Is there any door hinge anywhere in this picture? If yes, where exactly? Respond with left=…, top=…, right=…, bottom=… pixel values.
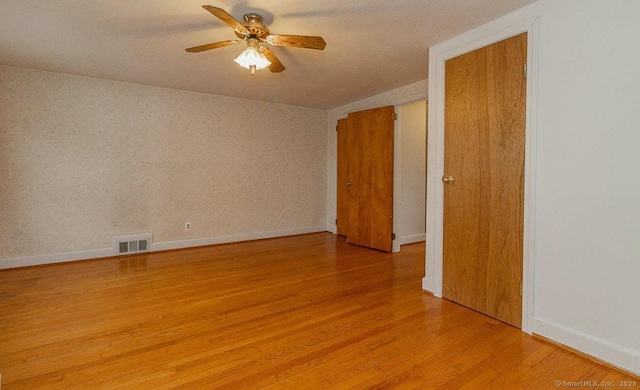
left=336, top=125, right=338, bottom=131
left=524, top=64, right=527, bottom=79
left=392, top=233, right=396, bottom=241
left=393, top=112, right=398, bottom=121
left=335, top=218, right=337, bottom=225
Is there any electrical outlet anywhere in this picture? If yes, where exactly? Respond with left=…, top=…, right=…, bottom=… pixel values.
left=185, top=222, right=192, bottom=231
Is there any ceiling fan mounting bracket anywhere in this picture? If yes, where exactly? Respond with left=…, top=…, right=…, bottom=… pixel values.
left=243, top=13, right=263, bottom=24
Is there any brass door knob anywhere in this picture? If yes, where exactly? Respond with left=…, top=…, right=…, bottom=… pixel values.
left=442, top=175, right=454, bottom=184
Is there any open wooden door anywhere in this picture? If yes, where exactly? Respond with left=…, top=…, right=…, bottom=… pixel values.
left=336, top=118, right=349, bottom=236
left=345, top=106, right=395, bottom=252
left=442, top=33, right=527, bottom=328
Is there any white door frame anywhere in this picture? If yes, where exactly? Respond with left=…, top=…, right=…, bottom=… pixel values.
left=423, top=15, right=540, bottom=334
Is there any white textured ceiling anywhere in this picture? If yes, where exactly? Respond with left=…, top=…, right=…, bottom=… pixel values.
left=0, top=0, right=536, bottom=109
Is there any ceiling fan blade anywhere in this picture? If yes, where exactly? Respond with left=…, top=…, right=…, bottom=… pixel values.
left=185, top=40, right=240, bottom=53
left=266, top=34, right=326, bottom=50
left=202, top=5, right=249, bottom=35
left=260, top=47, right=286, bottom=73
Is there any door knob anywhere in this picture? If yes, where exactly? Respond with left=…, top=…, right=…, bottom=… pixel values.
left=442, top=175, right=454, bottom=184
left=347, top=181, right=353, bottom=187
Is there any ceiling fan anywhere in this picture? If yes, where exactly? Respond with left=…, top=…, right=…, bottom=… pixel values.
left=186, top=5, right=327, bottom=75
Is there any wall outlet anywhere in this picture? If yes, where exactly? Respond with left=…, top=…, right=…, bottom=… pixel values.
left=185, top=222, right=192, bottom=231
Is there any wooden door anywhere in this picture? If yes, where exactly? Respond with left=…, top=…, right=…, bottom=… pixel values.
left=336, top=118, right=349, bottom=236
left=442, top=33, right=527, bottom=328
left=345, top=106, right=395, bottom=252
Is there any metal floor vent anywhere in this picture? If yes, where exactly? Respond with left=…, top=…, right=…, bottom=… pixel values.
left=112, top=234, right=152, bottom=255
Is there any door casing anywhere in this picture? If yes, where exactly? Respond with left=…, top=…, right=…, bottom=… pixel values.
left=424, top=16, right=540, bottom=334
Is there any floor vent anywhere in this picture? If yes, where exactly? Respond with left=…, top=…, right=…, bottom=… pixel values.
left=113, top=234, right=152, bottom=255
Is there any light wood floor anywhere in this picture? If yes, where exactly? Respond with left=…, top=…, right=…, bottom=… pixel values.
left=0, top=233, right=636, bottom=389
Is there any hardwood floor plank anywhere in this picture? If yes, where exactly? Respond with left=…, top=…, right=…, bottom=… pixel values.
left=0, top=233, right=635, bottom=389
left=256, top=309, right=438, bottom=389
left=433, top=336, right=545, bottom=389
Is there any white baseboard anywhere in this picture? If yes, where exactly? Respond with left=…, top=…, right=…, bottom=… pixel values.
left=151, top=226, right=326, bottom=252
left=399, top=233, right=426, bottom=246
left=0, top=226, right=327, bottom=270
left=422, top=276, right=435, bottom=293
left=532, top=317, right=640, bottom=376
left=0, top=247, right=114, bottom=270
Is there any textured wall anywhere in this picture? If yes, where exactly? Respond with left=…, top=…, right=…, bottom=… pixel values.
left=0, top=66, right=327, bottom=260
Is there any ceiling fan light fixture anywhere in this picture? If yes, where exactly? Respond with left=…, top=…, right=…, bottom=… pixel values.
left=186, top=7, right=325, bottom=75
left=234, top=46, right=271, bottom=75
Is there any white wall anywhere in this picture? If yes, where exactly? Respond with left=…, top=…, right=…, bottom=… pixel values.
left=0, top=66, right=328, bottom=267
left=325, top=80, right=428, bottom=234
left=398, top=100, right=427, bottom=245
left=533, top=0, right=640, bottom=374
left=425, top=0, right=640, bottom=375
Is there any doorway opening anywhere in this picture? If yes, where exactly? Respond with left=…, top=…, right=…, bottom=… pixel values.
left=336, top=101, right=427, bottom=253
left=394, top=100, right=428, bottom=252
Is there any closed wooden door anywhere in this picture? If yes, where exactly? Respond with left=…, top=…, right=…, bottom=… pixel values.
left=336, top=118, right=349, bottom=236
left=443, top=33, right=527, bottom=328
left=344, top=106, right=395, bottom=252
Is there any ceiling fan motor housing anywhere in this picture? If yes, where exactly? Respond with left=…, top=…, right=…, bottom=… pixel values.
left=234, top=13, right=270, bottom=39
